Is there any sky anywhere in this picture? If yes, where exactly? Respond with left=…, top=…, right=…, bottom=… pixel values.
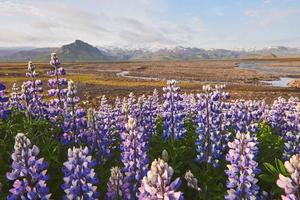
left=0, top=0, right=300, bottom=49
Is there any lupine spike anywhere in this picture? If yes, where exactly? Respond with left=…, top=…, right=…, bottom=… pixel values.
left=62, top=80, right=86, bottom=145
left=276, top=154, right=299, bottom=200
left=106, top=166, right=124, bottom=200
left=162, top=80, right=186, bottom=140
left=0, top=82, right=10, bottom=119
left=61, top=146, right=100, bottom=200
left=195, top=84, right=229, bottom=167
left=138, top=158, right=183, bottom=200
left=48, top=53, right=68, bottom=123
left=6, top=133, right=51, bottom=200
left=225, top=132, right=260, bottom=200
left=25, top=61, right=48, bottom=118
left=9, top=83, right=24, bottom=111
left=120, top=117, right=149, bottom=199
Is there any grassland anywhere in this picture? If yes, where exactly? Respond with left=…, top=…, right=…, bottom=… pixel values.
left=1, top=58, right=300, bottom=102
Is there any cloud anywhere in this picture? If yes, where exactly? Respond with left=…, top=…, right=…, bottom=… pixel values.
left=0, top=0, right=207, bottom=47
left=259, top=8, right=300, bottom=26
left=244, top=9, right=260, bottom=17
left=263, top=0, right=272, bottom=4
left=244, top=7, right=300, bottom=26
left=0, top=0, right=299, bottom=49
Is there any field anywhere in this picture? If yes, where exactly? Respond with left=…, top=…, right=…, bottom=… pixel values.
left=0, top=56, right=300, bottom=200
left=1, top=58, right=300, bottom=102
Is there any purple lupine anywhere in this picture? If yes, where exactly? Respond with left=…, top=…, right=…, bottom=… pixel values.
left=86, top=95, right=113, bottom=165
left=6, top=133, right=51, bottom=200
left=62, top=80, right=86, bottom=145
left=113, top=96, right=126, bottom=138
left=146, top=89, right=160, bottom=136
left=225, top=132, right=260, bottom=200
left=195, top=84, right=229, bottom=167
left=120, top=117, right=149, bottom=199
left=138, top=158, right=183, bottom=200
left=282, top=109, right=300, bottom=160
left=47, top=53, right=68, bottom=122
left=277, top=154, right=299, bottom=200
left=106, top=166, right=124, bottom=200
left=9, top=83, right=24, bottom=111
left=61, top=146, right=100, bottom=199
left=0, top=82, right=10, bottom=119
left=182, top=93, right=196, bottom=118
left=20, top=82, right=31, bottom=120
left=25, top=61, right=48, bottom=118
left=266, top=97, right=300, bottom=160
left=136, top=95, right=154, bottom=141
left=226, top=99, right=266, bottom=134
left=162, top=80, right=186, bottom=140
left=265, top=97, right=287, bottom=131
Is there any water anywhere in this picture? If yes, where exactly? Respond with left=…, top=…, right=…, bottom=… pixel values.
left=238, top=62, right=298, bottom=87
left=238, top=62, right=300, bottom=75
left=261, top=77, right=295, bottom=87
left=116, top=70, right=160, bottom=81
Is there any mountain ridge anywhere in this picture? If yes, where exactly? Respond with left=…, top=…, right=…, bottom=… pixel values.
left=1, top=40, right=300, bottom=61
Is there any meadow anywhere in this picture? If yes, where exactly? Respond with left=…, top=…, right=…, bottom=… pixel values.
left=0, top=54, right=299, bottom=199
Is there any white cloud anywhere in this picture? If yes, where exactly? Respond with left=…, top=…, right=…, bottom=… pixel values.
left=263, top=0, right=272, bottom=4
left=0, top=0, right=299, bottom=49
left=0, top=0, right=207, bottom=48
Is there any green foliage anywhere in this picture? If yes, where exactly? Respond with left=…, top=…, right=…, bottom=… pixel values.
left=0, top=113, right=289, bottom=199
left=256, top=122, right=286, bottom=198
left=148, top=118, right=227, bottom=199
left=257, top=121, right=284, bottom=163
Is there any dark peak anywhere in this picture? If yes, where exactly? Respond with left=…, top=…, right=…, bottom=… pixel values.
left=74, top=39, right=87, bottom=45
left=63, top=40, right=92, bottom=48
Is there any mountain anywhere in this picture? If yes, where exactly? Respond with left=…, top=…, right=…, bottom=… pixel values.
left=0, top=47, right=57, bottom=61
left=99, top=46, right=241, bottom=60
left=0, top=40, right=109, bottom=62
left=56, top=40, right=108, bottom=61
left=1, top=41, right=300, bottom=62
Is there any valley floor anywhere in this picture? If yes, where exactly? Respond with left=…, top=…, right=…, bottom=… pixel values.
left=1, top=58, right=300, bottom=103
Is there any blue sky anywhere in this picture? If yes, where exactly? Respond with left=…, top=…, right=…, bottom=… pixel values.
left=0, top=0, right=299, bottom=49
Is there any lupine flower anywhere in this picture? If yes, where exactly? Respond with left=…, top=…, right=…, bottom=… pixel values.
left=120, top=117, right=149, bottom=199
left=162, top=80, right=186, bottom=140
left=195, top=84, right=229, bottom=167
left=266, top=97, right=300, bottom=160
left=25, top=61, right=48, bottom=118
left=106, top=166, right=124, bottom=200
left=145, top=90, right=160, bottom=136
left=113, top=96, right=126, bottom=137
left=0, top=82, right=10, bottom=119
left=225, top=132, right=260, bottom=200
left=138, top=158, right=183, bottom=200
left=277, top=154, right=299, bottom=200
left=226, top=99, right=265, bottom=134
left=9, top=83, right=24, bottom=111
left=62, top=80, right=86, bottom=144
left=61, top=146, right=100, bottom=200
left=182, top=93, right=196, bottom=118
left=136, top=95, right=156, bottom=142
left=86, top=95, right=113, bottom=165
left=20, top=82, right=32, bottom=119
left=184, top=170, right=201, bottom=192
left=47, top=53, right=68, bottom=122
left=6, top=133, right=51, bottom=200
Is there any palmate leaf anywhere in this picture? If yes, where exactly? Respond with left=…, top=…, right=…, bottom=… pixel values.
left=263, top=162, right=277, bottom=175
left=275, top=158, right=288, bottom=176
left=259, top=174, right=277, bottom=183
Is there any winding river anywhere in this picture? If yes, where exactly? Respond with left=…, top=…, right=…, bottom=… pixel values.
left=97, top=62, right=299, bottom=87
left=238, top=62, right=299, bottom=87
